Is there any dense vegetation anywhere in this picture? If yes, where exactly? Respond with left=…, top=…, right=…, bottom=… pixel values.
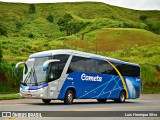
left=0, top=2, right=160, bottom=93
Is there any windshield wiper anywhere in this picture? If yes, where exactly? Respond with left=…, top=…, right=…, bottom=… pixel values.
left=22, top=67, right=38, bottom=86
left=32, top=68, right=38, bottom=86
left=23, top=68, right=33, bottom=85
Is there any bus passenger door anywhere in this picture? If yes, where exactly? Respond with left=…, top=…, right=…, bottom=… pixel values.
left=47, top=63, right=61, bottom=99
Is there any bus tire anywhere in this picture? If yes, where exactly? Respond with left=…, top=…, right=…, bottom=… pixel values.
left=42, top=99, right=51, bottom=104
left=114, top=91, right=126, bottom=103
left=64, top=89, right=74, bottom=105
left=97, top=99, right=107, bottom=103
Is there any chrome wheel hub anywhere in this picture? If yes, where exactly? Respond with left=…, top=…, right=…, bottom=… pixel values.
left=68, top=93, right=73, bottom=102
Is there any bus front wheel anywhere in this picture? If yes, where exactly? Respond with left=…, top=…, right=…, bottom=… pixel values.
left=114, top=91, right=126, bottom=103
left=64, top=90, right=74, bottom=105
left=42, top=99, right=51, bottom=104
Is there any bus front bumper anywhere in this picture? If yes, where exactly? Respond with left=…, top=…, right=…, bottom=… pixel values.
left=20, top=87, right=47, bottom=99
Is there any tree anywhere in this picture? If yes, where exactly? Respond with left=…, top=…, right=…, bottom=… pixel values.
left=57, top=13, right=73, bottom=35
left=46, top=14, right=54, bottom=23
left=16, top=21, right=23, bottom=31
left=57, top=13, right=87, bottom=35
left=147, top=21, right=160, bottom=34
left=0, top=24, right=7, bottom=36
left=29, top=4, right=36, bottom=14
left=139, top=15, right=148, bottom=21
left=29, top=33, right=34, bottom=38
left=57, top=13, right=73, bottom=26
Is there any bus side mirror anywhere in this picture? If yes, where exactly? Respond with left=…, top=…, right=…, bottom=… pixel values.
left=15, top=62, right=28, bottom=74
left=42, top=59, right=60, bottom=71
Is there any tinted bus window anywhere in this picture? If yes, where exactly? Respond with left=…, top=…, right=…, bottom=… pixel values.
left=98, top=60, right=113, bottom=74
left=68, top=56, right=100, bottom=74
left=85, top=59, right=100, bottom=73
left=132, top=66, right=140, bottom=77
left=110, top=63, right=120, bottom=75
left=121, top=64, right=140, bottom=77
left=67, top=56, right=85, bottom=73
left=121, top=64, right=132, bottom=76
left=48, top=55, right=69, bottom=82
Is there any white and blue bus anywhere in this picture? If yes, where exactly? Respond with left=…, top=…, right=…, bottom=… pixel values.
left=16, top=49, right=140, bottom=104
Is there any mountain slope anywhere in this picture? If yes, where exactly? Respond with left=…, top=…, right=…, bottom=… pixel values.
left=0, top=1, right=160, bottom=38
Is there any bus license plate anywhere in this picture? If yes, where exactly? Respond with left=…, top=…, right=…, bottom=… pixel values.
left=27, top=94, right=32, bottom=97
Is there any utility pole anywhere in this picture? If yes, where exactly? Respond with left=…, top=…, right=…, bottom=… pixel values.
left=95, top=40, right=97, bottom=54
left=86, top=41, right=88, bottom=52
left=70, top=31, right=72, bottom=49
left=75, top=40, right=77, bottom=50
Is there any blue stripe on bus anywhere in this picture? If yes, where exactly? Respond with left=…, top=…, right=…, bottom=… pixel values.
left=20, top=83, right=48, bottom=90
left=20, top=84, right=29, bottom=90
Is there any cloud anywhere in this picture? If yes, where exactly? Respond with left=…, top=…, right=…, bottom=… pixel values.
left=104, top=0, right=160, bottom=10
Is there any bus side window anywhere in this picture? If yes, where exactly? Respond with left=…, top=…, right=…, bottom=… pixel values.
left=121, top=64, right=130, bottom=76
left=132, top=66, right=140, bottom=77
left=98, top=60, right=113, bottom=74
left=48, top=62, right=61, bottom=82
left=67, top=56, right=85, bottom=74
left=110, top=63, right=121, bottom=75
left=85, top=59, right=100, bottom=73
left=48, top=54, right=69, bottom=82
left=121, top=65, right=140, bottom=77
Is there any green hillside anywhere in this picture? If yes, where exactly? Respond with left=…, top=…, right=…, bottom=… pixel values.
left=65, top=28, right=160, bottom=52
left=0, top=2, right=160, bottom=93
left=0, top=2, right=160, bottom=39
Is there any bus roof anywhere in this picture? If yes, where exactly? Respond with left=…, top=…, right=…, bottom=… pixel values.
left=29, top=49, right=139, bottom=67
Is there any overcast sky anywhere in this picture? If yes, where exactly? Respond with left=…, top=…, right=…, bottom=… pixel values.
left=1, top=0, right=160, bottom=10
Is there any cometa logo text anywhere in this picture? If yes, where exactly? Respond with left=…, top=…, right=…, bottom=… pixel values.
left=81, top=73, right=102, bottom=82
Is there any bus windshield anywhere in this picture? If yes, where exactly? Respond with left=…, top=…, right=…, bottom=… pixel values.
left=22, top=57, right=50, bottom=85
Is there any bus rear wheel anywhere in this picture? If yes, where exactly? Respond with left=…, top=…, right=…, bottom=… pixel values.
left=114, top=91, right=126, bottom=103
left=42, top=99, right=51, bottom=104
left=97, top=99, right=107, bottom=103
left=64, top=90, right=74, bottom=105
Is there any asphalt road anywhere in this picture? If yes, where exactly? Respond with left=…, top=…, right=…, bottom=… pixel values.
left=0, top=94, right=160, bottom=120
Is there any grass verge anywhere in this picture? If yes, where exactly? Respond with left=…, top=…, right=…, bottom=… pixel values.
left=0, top=93, right=21, bottom=100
